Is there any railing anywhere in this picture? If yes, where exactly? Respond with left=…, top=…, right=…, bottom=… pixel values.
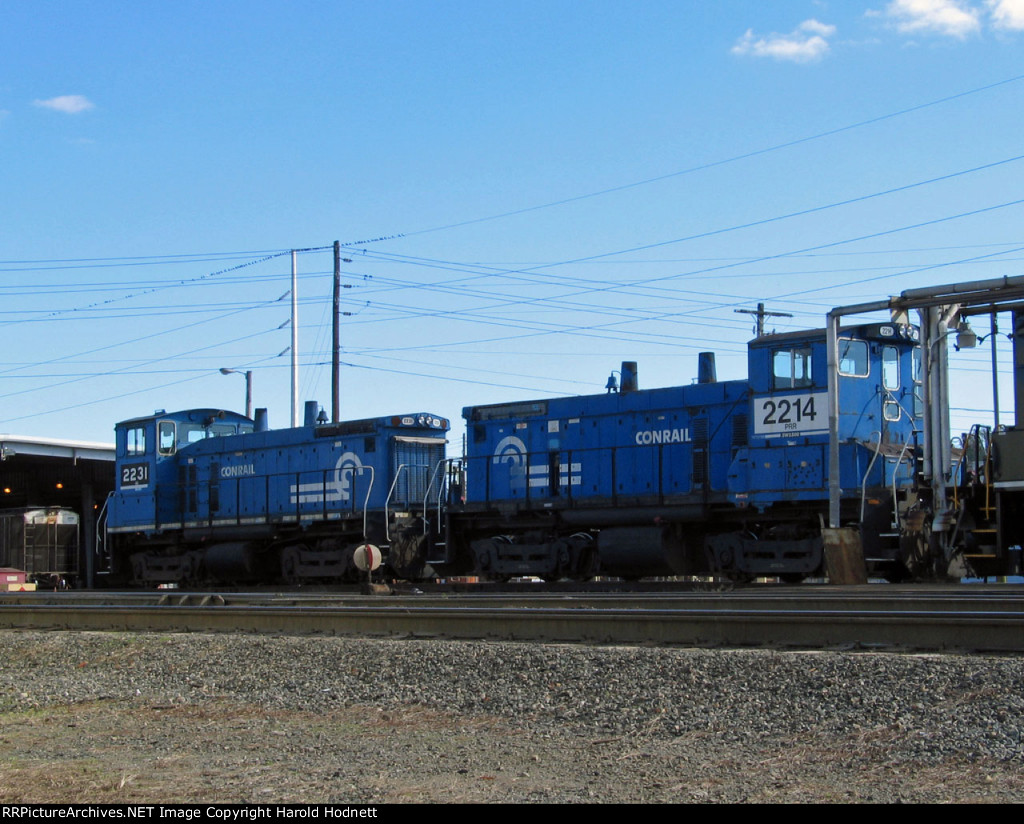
left=890, top=440, right=913, bottom=523
left=457, top=439, right=703, bottom=509
left=384, top=463, right=428, bottom=541
left=857, top=430, right=915, bottom=525
left=96, top=494, right=111, bottom=571
left=422, top=459, right=449, bottom=538
left=945, top=424, right=993, bottom=556
left=950, top=425, right=990, bottom=507
left=356, top=466, right=375, bottom=541
left=142, top=463, right=402, bottom=533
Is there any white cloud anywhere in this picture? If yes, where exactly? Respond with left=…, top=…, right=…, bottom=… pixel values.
left=732, top=19, right=837, bottom=63
left=987, top=0, right=1024, bottom=29
left=800, top=19, right=839, bottom=36
left=33, top=94, right=95, bottom=114
left=882, top=0, right=981, bottom=37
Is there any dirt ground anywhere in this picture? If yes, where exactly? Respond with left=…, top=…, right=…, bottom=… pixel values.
left=7, top=694, right=1024, bottom=803
left=4, top=632, right=1024, bottom=804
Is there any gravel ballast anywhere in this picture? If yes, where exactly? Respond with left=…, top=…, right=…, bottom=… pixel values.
left=2, top=631, right=1023, bottom=803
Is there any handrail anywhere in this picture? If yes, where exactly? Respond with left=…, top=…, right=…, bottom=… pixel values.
left=95, top=493, right=112, bottom=572
left=939, top=424, right=990, bottom=558
left=384, top=463, right=429, bottom=542
left=356, top=465, right=375, bottom=541
left=982, top=425, right=994, bottom=517
left=890, top=440, right=912, bottom=522
left=949, top=434, right=966, bottom=508
left=476, top=440, right=676, bottom=507
left=859, top=431, right=883, bottom=524
left=420, top=458, right=449, bottom=536
left=123, top=463, right=384, bottom=532
left=882, top=387, right=916, bottom=428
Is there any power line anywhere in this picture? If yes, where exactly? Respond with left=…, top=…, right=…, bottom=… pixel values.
left=388, top=72, right=1024, bottom=240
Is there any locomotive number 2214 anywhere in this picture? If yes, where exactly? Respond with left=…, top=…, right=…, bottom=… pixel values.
left=753, top=392, right=828, bottom=437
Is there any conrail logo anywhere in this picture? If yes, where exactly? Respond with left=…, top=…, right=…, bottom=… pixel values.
left=492, top=435, right=528, bottom=467
left=220, top=464, right=255, bottom=478
left=289, top=451, right=363, bottom=504
left=635, top=427, right=691, bottom=445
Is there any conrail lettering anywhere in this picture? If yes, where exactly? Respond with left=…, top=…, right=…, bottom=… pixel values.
left=220, top=464, right=256, bottom=478
left=635, top=428, right=691, bottom=445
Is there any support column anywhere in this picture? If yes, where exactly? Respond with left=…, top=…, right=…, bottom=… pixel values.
left=1013, top=310, right=1024, bottom=427
left=80, top=481, right=95, bottom=588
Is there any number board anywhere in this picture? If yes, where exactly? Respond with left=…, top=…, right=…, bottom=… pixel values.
left=753, top=392, right=828, bottom=437
left=120, top=462, right=150, bottom=489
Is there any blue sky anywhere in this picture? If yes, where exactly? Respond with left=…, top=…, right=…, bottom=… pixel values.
left=2, top=0, right=1024, bottom=446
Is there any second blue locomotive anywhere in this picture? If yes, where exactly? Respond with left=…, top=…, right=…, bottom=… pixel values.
left=104, top=403, right=449, bottom=585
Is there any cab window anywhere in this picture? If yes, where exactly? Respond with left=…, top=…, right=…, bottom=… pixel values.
left=183, top=425, right=207, bottom=445
left=838, top=339, right=869, bottom=377
left=158, top=421, right=176, bottom=455
left=179, top=422, right=239, bottom=446
left=125, top=425, right=147, bottom=456
left=772, top=347, right=813, bottom=390
left=882, top=346, right=899, bottom=390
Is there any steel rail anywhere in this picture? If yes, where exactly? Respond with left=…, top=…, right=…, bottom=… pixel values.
left=4, top=586, right=1024, bottom=612
left=1, top=598, right=1024, bottom=652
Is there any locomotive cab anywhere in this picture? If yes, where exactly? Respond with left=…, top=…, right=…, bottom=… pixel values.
left=109, top=409, right=255, bottom=533
left=743, top=322, right=920, bottom=445
left=725, top=323, right=920, bottom=578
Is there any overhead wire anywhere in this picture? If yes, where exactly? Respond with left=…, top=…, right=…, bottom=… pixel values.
left=392, top=72, right=1024, bottom=240
left=5, top=73, right=1024, bottom=417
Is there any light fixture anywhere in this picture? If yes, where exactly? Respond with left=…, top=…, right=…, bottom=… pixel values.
left=219, top=368, right=253, bottom=418
left=956, top=321, right=977, bottom=350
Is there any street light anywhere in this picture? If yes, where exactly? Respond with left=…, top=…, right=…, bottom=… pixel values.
left=219, top=368, right=253, bottom=418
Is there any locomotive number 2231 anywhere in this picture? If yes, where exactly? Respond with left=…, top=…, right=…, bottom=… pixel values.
left=121, top=462, right=150, bottom=488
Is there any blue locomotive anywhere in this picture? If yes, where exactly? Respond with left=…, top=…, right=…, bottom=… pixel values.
left=104, top=403, right=449, bottom=584
left=104, top=320, right=926, bottom=584
left=439, top=321, right=921, bottom=581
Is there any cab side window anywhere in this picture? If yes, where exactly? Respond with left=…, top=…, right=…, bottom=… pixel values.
left=882, top=346, right=899, bottom=390
left=882, top=345, right=902, bottom=420
left=772, top=347, right=814, bottom=390
left=838, top=339, right=869, bottom=377
left=158, top=421, right=176, bottom=456
left=125, top=426, right=148, bottom=456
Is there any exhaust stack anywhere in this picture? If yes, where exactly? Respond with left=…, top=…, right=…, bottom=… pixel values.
left=620, top=361, right=638, bottom=393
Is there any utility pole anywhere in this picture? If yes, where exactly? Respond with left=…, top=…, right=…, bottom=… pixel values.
left=291, top=250, right=298, bottom=427
left=332, top=241, right=341, bottom=423
left=735, top=302, right=792, bottom=337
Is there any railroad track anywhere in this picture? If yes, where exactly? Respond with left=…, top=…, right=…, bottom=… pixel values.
left=2, top=586, right=1023, bottom=652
